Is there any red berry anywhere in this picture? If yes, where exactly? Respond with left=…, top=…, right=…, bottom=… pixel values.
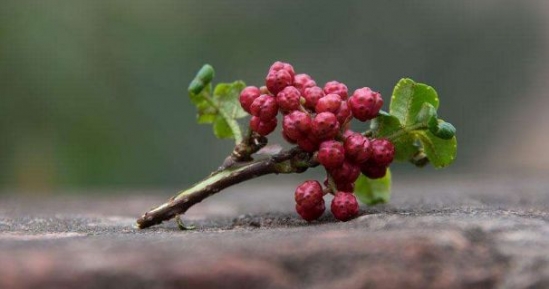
left=266, top=70, right=293, bottom=95
left=348, top=87, right=383, bottom=121
left=344, top=133, right=371, bottom=164
left=297, top=136, right=319, bottom=152
left=295, top=180, right=325, bottom=221
left=324, top=81, right=348, bottom=99
left=276, top=86, right=301, bottom=114
left=293, top=73, right=316, bottom=94
left=269, top=61, right=295, bottom=79
left=282, top=130, right=297, bottom=144
left=335, top=100, right=352, bottom=125
left=296, top=201, right=325, bottom=222
left=239, top=86, right=261, bottom=114
left=282, top=111, right=311, bottom=141
left=317, top=140, right=345, bottom=169
left=250, top=95, right=278, bottom=121
left=330, top=161, right=360, bottom=185
left=370, top=139, right=395, bottom=167
left=315, top=93, right=342, bottom=114
left=312, top=112, right=340, bottom=141
left=331, top=192, right=359, bottom=221
left=250, top=116, right=277, bottom=136
left=341, top=129, right=355, bottom=140
left=336, top=182, right=354, bottom=192
left=360, top=162, right=387, bottom=179
left=295, top=180, right=323, bottom=206
left=303, top=86, right=325, bottom=110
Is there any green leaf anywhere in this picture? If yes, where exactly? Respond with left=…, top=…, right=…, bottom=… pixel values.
left=188, top=65, right=247, bottom=144
left=390, top=78, right=439, bottom=126
left=371, top=112, right=420, bottom=162
left=416, top=132, right=457, bottom=168
left=354, top=169, right=392, bottom=205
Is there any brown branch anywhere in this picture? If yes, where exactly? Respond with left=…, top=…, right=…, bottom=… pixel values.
left=136, top=147, right=311, bottom=229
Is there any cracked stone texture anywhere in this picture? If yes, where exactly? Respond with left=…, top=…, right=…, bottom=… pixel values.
left=1, top=174, right=548, bottom=289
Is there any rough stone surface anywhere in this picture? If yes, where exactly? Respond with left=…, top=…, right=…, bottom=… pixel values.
left=1, top=174, right=548, bottom=289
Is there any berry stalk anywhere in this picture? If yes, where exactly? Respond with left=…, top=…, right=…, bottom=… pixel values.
left=136, top=147, right=316, bottom=229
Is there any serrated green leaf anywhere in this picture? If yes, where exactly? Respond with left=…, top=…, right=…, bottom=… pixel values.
left=213, top=116, right=234, bottom=139
left=187, top=65, right=247, bottom=144
left=371, top=112, right=420, bottom=162
left=416, top=132, right=457, bottom=168
left=416, top=103, right=438, bottom=126
left=390, top=78, right=439, bottom=126
left=370, top=111, right=402, bottom=137
left=354, top=169, right=392, bottom=205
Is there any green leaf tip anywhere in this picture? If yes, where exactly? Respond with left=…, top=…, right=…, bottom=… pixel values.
left=187, top=64, right=246, bottom=144
left=188, top=64, right=215, bottom=95
left=354, top=169, right=392, bottom=205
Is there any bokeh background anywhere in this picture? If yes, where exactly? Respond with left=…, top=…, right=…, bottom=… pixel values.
left=1, top=0, right=548, bottom=192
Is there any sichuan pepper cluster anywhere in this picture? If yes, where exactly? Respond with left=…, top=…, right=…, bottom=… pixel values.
left=239, top=62, right=395, bottom=222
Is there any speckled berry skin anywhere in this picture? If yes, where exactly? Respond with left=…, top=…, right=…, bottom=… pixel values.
left=324, top=81, right=348, bottom=99
left=348, top=87, right=383, bottom=121
left=269, top=61, right=295, bottom=79
left=277, top=86, right=302, bottom=114
left=344, top=133, right=371, bottom=164
left=329, top=161, right=360, bottom=185
left=317, top=140, right=345, bottom=169
left=360, top=162, right=387, bottom=179
left=315, top=93, right=342, bottom=114
left=282, top=111, right=311, bottom=141
left=303, top=86, right=325, bottom=110
left=370, top=139, right=395, bottom=167
left=331, top=192, right=359, bottom=221
left=239, top=86, right=261, bottom=114
left=335, top=101, right=352, bottom=125
left=295, top=180, right=325, bottom=221
left=250, top=116, right=277, bottom=136
left=312, top=112, right=340, bottom=141
left=266, top=70, right=293, bottom=95
left=293, top=73, right=316, bottom=94
left=249, top=95, right=279, bottom=121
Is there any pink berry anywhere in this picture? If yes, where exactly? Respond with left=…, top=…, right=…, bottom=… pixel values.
left=324, top=81, right=348, bottom=99
left=370, top=139, right=395, bottom=167
left=250, top=116, right=277, bottom=136
left=303, top=86, right=325, bottom=110
left=282, top=130, right=297, bottom=144
left=282, top=111, right=311, bottom=141
left=295, top=180, right=323, bottom=206
left=360, top=162, right=387, bottom=179
left=297, top=136, right=319, bottom=153
left=295, top=180, right=325, bottom=222
left=250, top=95, right=278, bottom=121
left=317, top=140, right=345, bottom=169
left=266, top=70, right=293, bottom=95
left=312, top=112, right=340, bottom=141
left=239, top=86, right=261, bottom=114
left=296, top=201, right=325, bottom=222
left=331, top=192, right=359, bottom=221
left=348, top=87, right=383, bottom=121
left=293, top=73, right=316, bottom=94
left=276, top=86, right=301, bottom=114
left=336, top=182, right=354, bottom=192
left=335, top=100, right=352, bottom=125
left=315, top=93, right=342, bottom=114
left=344, top=133, right=371, bottom=164
left=269, top=61, right=295, bottom=79
left=329, top=161, right=360, bottom=185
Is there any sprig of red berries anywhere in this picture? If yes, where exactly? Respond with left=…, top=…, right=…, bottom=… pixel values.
left=136, top=61, right=457, bottom=229
left=239, top=61, right=395, bottom=222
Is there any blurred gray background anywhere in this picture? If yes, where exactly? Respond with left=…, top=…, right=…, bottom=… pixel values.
left=1, top=0, right=548, bottom=192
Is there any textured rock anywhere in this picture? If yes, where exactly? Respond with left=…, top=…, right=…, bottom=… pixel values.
left=0, top=174, right=548, bottom=289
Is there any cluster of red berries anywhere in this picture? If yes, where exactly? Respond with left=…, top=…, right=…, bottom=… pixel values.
left=239, top=61, right=395, bottom=222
